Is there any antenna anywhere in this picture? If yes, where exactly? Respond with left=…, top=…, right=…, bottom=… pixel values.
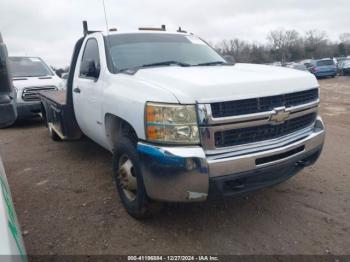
left=83, top=21, right=88, bottom=36
left=102, top=0, right=109, bottom=33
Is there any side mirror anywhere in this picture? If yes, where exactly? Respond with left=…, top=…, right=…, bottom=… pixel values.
left=81, top=59, right=100, bottom=79
left=55, top=69, right=63, bottom=78
left=224, top=55, right=235, bottom=64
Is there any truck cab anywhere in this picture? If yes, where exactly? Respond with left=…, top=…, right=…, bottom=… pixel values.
left=40, top=23, right=325, bottom=218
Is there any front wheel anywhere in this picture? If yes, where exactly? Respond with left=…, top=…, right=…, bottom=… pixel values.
left=113, top=137, right=162, bottom=219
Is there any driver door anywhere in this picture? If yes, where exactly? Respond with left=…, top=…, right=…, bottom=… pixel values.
left=73, top=37, right=104, bottom=143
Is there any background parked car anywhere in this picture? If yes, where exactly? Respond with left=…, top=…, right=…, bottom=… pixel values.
left=8, top=56, right=61, bottom=119
left=300, top=59, right=314, bottom=73
left=337, top=59, right=350, bottom=76
left=335, top=56, right=348, bottom=65
left=335, top=57, right=348, bottom=72
left=285, top=62, right=309, bottom=72
left=271, top=61, right=282, bottom=66
left=309, top=58, right=337, bottom=78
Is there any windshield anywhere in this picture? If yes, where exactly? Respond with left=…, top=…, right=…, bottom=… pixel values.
left=8, top=57, right=53, bottom=77
left=105, top=33, right=226, bottom=72
left=316, top=60, right=334, bottom=66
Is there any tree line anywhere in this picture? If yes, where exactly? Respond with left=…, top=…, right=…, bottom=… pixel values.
left=215, top=29, right=350, bottom=64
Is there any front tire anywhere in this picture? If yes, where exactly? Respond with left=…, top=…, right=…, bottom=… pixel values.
left=113, top=137, right=161, bottom=219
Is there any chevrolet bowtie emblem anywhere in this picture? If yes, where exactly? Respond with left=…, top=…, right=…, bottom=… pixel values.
left=270, top=107, right=290, bottom=123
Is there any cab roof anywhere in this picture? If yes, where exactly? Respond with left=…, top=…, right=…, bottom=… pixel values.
left=82, top=21, right=192, bottom=38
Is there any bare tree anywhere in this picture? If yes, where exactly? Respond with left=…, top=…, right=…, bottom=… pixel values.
left=267, top=29, right=287, bottom=61
left=215, top=29, right=350, bottom=64
left=267, top=29, right=302, bottom=62
left=304, top=30, right=328, bottom=58
left=339, top=33, right=350, bottom=44
left=228, top=39, right=246, bottom=60
left=338, top=33, right=350, bottom=56
left=216, top=39, right=252, bottom=63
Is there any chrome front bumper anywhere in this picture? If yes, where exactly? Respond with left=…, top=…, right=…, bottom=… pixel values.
left=138, top=117, right=325, bottom=202
left=17, top=101, right=41, bottom=118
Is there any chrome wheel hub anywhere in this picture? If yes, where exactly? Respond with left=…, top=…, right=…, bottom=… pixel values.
left=118, top=154, right=137, bottom=201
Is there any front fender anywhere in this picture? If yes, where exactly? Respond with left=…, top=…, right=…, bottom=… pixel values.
left=103, top=74, right=180, bottom=140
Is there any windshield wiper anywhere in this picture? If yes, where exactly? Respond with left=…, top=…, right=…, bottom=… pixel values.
left=141, top=61, right=191, bottom=68
left=195, top=61, right=231, bottom=66
left=119, top=61, right=191, bottom=75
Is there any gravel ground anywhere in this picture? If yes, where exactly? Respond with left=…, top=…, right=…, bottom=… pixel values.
left=0, top=76, right=349, bottom=255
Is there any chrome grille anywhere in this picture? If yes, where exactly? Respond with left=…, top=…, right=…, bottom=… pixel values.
left=211, top=88, right=318, bottom=118
left=22, top=86, right=57, bottom=101
left=214, top=113, right=317, bottom=148
left=198, top=88, right=320, bottom=153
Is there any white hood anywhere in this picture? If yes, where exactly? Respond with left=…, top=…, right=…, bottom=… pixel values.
left=132, top=63, right=319, bottom=104
left=12, top=76, right=61, bottom=90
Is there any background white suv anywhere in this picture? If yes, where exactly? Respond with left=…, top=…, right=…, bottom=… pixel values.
left=8, top=56, right=61, bottom=119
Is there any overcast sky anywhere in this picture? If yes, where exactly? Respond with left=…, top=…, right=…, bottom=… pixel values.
left=1, top=0, right=349, bottom=67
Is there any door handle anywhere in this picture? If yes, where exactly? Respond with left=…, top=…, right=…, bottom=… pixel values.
left=73, top=87, right=81, bottom=93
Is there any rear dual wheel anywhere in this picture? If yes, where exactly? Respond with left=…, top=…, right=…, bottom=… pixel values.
left=48, top=124, right=61, bottom=141
left=42, top=104, right=61, bottom=141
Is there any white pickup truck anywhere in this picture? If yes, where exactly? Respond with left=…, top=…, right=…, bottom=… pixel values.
left=39, top=22, right=325, bottom=218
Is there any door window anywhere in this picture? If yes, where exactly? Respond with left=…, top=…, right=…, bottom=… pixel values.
left=79, top=38, right=100, bottom=78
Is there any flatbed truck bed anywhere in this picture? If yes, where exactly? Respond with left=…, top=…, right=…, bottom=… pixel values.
left=40, top=89, right=67, bottom=105
left=38, top=36, right=84, bottom=140
left=39, top=89, right=82, bottom=140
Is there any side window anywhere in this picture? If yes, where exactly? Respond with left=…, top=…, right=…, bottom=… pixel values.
left=79, top=38, right=100, bottom=78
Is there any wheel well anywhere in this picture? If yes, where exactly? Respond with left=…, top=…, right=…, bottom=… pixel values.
left=105, top=114, right=138, bottom=149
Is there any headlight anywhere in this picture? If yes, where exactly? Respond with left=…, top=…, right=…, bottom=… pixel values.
left=145, top=102, right=199, bottom=144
